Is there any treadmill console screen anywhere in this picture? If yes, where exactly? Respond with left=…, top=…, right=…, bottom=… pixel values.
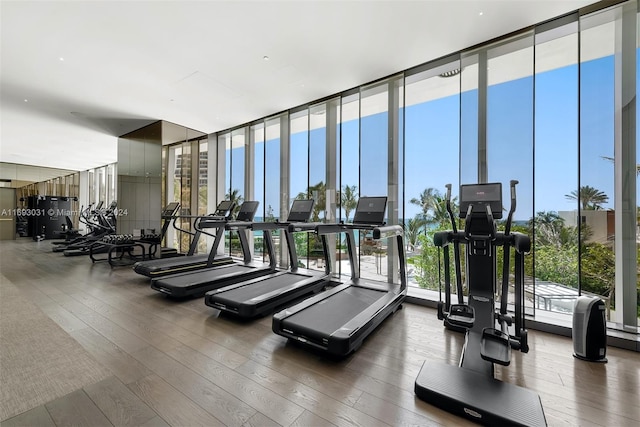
left=236, top=201, right=260, bottom=222
left=287, top=199, right=315, bottom=222
left=162, top=202, right=180, bottom=216
left=215, top=200, right=234, bottom=215
left=459, top=183, right=502, bottom=219
left=353, top=197, right=387, bottom=225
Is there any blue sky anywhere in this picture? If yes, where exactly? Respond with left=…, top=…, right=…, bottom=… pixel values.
left=235, top=52, right=638, bottom=223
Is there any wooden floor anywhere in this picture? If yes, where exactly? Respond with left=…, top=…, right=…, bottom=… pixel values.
left=1, top=238, right=639, bottom=427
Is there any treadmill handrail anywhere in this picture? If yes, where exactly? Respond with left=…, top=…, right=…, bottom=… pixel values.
left=287, top=221, right=324, bottom=233
left=171, top=215, right=199, bottom=237
left=315, top=223, right=347, bottom=235
left=249, top=221, right=286, bottom=232
left=226, top=220, right=253, bottom=230
left=344, top=223, right=408, bottom=293
left=372, top=224, right=403, bottom=239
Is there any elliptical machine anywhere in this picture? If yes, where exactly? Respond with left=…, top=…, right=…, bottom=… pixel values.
left=415, top=181, right=546, bottom=426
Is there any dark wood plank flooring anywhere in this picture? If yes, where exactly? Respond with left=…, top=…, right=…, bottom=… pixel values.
left=1, top=239, right=639, bottom=426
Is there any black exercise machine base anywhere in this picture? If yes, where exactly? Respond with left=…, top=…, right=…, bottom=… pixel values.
left=415, top=361, right=546, bottom=426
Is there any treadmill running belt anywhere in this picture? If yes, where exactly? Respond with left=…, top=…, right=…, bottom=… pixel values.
left=282, top=286, right=386, bottom=337
left=136, top=254, right=208, bottom=272
left=155, top=264, right=253, bottom=287
left=218, top=273, right=312, bottom=303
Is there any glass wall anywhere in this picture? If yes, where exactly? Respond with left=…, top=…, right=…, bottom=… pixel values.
left=289, top=109, right=311, bottom=268
left=251, top=121, right=266, bottom=258
left=359, top=80, right=391, bottom=282
left=206, top=0, right=637, bottom=331
left=339, top=92, right=360, bottom=278
left=533, top=19, right=580, bottom=315
left=167, top=144, right=186, bottom=252
left=162, top=128, right=207, bottom=254
left=265, top=117, right=283, bottom=264
left=404, top=58, right=461, bottom=295
left=198, top=140, right=208, bottom=216
left=577, top=4, right=638, bottom=326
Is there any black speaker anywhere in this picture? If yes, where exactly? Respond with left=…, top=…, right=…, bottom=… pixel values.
left=572, top=296, right=607, bottom=362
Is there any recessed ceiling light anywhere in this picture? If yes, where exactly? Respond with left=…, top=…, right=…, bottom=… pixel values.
left=24, top=99, right=28, bottom=102
left=263, top=55, right=270, bottom=61
left=59, top=57, right=64, bottom=61
left=479, top=11, right=484, bottom=16
left=439, top=69, right=461, bottom=78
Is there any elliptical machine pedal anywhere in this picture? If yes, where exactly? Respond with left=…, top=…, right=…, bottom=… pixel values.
left=480, top=328, right=511, bottom=366
left=447, top=304, right=475, bottom=328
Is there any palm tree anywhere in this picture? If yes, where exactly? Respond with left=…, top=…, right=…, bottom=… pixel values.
left=225, top=188, right=244, bottom=216
left=528, top=211, right=563, bottom=229
left=529, top=211, right=567, bottom=248
left=341, top=185, right=358, bottom=222
left=404, top=216, right=427, bottom=252
left=429, top=193, right=457, bottom=228
left=410, top=187, right=438, bottom=220
left=529, top=210, right=584, bottom=248
left=565, top=185, right=609, bottom=210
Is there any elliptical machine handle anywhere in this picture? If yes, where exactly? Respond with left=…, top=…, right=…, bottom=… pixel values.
left=445, top=184, right=457, bottom=234
left=505, top=180, right=518, bottom=235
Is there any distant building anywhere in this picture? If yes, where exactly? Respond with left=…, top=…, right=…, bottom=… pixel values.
left=174, top=152, right=208, bottom=187
left=558, top=210, right=614, bottom=245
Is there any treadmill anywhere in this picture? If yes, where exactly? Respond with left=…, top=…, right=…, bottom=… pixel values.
left=132, top=201, right=235, bottom=278
left=150, top=200, right=277, bottom=298
left=204, top=199, right=330, bottom=318
left=272, top=197, right=408, bottom=357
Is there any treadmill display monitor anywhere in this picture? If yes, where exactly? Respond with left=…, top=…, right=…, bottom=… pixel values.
left=162, top=202, right=180, bottom=216
left=215, top=200, right=234, bottom=215
left=236, top=201, right=260, bottom=222
left=287, top=199, right=315, bottom=222
left=352, top=196, right=387, bottom=225
left=459, top=183, right=502, bottom=219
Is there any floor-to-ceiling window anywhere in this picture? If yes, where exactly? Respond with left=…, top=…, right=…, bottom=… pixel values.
left=198, top=140, right=208, bottom=216
left=533, top=17, right=580, bottom=316
left=167, top=144, right=184, bottom=252
left=229, top=128, right=245, bottom=211
left=360, top=80, right=390, bottom=282
left=578, top=4, right=639, bottom=328
left=310, top=102, right=333, bottom=273
left=403, top=57, right=461, bottom=296
left=252, top=121, right=266, bottom=258
left=580, top=9, right=616, bottom=322
left=289, top=109, right=311, bottom=268
left=339, top=92, right=360, bottom=279
left=486, top=33, right=535, bottom=316
left=265, top=117, right=283, bottom=264
left=205, top=0, right=638, bottom=333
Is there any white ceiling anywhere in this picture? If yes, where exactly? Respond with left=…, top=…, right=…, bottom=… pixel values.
left=1, top=0, right=599, bottom=176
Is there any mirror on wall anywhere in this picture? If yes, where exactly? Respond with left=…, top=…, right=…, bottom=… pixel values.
left=117, top=122, right=163, bottom=235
